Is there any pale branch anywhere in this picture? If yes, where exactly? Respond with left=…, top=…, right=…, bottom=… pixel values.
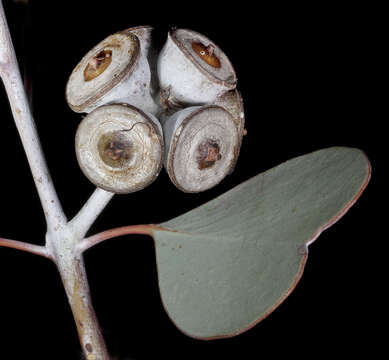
left=1, top=3, right=112, bottom=358
left=0, top=236, right=50, bottom=258
left=53, top=249, right=110, bottom=360
left=0, top=1, right=66, bottom=232
left=69, top=188, right=115, bottom=239
left=76, top=224, right=156, bottom=254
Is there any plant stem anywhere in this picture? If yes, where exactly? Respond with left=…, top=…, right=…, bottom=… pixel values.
left=0, top=236, right=50, bottom=258
left=55, top=247, right=110, bottom=360
left=69, top=188, right=115, bottom=239
left=1, top=3, right=113, bottom=358
left=77, top=224, right=157, bottom=254
left=0, top=0, right=66, bottom=232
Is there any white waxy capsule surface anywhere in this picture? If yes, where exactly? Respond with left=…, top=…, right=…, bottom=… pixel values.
left=66, top=31, right=158, bottom=115
left=158, top=28, right=237, bottom=107
left=75, top=104, right=163, bottom=194
left=163, top=105, right=240, bottom=193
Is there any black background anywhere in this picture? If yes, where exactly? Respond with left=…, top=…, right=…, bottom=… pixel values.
left=0, top=0, right=381, bottom=359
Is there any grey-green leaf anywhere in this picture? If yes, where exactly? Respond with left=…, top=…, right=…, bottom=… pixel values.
left=151, top=147, right=370, bottom=339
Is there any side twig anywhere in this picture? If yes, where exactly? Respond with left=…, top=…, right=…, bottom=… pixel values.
left=0, top=236, right=50, bottom=258
left=69, top=188, right=115, bottom=239
left=77, top=224, right=156, bottom=254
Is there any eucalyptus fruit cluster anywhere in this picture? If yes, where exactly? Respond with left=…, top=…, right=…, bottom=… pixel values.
left=66, top=26, right=245, bottom=193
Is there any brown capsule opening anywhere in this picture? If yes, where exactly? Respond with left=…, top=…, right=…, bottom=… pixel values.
left=97, top=131, right=133, bottom=168
left=197, top=140, right=222, bottom=170
left=191, top=42, right=221, bottom=68
left=84, top=49, right=113, bottom=82
left=85, top=343, right=93, bottom=353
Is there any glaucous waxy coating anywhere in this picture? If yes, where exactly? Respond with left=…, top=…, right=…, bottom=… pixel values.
left=123, top=25, right=159, bottom=97
left=163, top=105, right=240, bottom=193
left=158, top=28, right=237, bottom=108
left=213, top=89, right=245, bottom=138
left=213, top=89, right=245, bottom=173
left=66, top=30, right=158, bottom=115
left=75, top=104, right=163, bottom=194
